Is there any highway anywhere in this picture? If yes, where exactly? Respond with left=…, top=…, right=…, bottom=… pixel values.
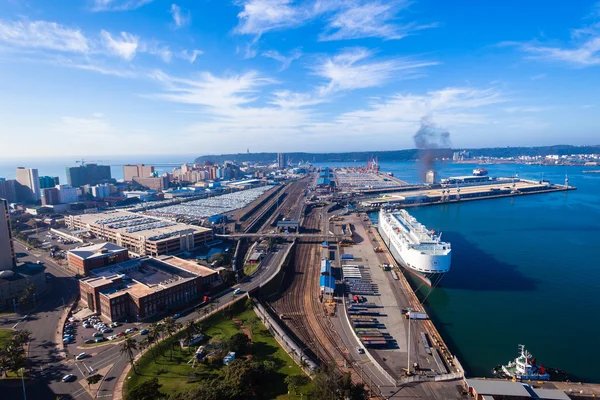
left=3, top=237, right=291, bottom=400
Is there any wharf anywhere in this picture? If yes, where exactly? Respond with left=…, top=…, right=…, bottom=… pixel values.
left=330, top=213, right=463, bottom=383
left=361, top=179, right=575, bottom=209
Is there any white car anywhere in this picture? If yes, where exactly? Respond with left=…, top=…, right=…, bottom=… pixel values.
left=62, top=374, right=75, bottom=382
left=75, top=352, right=86, bottom=360
left=125, top=328, right=134, bottom=334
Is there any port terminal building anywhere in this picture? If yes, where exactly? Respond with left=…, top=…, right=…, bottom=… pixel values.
left=79, top=255, right=220, bottom=322
left=65, top=210, right=213, bottom=257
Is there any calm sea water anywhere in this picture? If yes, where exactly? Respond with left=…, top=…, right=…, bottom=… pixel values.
left=3, top=156, right=600, bottom=380
left=351, top=161, right=600, bottom=382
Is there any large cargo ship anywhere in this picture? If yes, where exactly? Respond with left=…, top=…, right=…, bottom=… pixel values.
left=378, top=209, right=451, bottom=287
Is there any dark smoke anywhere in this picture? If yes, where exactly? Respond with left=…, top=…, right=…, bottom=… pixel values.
left=413, top=116, right=452, bottom=182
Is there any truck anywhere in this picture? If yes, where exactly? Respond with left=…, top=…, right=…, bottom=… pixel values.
left=406, top=312, right=428, bottom=320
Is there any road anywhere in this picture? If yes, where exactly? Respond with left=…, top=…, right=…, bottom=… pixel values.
left=2, top=238, right=291, bottom=400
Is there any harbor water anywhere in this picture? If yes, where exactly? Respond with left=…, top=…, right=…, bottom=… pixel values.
left=360, top=161, right=600, bottom=382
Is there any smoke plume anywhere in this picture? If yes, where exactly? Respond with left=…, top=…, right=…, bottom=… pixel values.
left=413, top=116, right=452, bottom=182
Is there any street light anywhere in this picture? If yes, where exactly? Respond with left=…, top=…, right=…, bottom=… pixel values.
left=406, top=307, right=412, bottom=376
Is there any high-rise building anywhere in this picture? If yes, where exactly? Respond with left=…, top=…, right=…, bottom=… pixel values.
left=0, top=199, right=16, bottom=271
left=123, top=164, right=155, bottom=182
left=39, top=176, right=59, bottom=189
left=15, top=167, right=41, bottom=202
left=425, top=170, right=439, bottom=184
left=0, top=179, right=17, bottom=203
left=66, top=164, right=111, bottom=187
left=277, top=153, right=287, bottom=169
left=56, top=185, right=79, bottom=204
left=42, top=188, right=61, bottom=205
left=132, top=176, right=169, bottom=191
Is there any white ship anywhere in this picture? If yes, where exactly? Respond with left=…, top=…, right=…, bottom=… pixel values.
left=378, top=208, right=451, bottom=287
left=500, top=345, right=550, bottom=380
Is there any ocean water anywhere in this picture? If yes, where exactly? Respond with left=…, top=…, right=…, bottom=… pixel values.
left=355, top=161, right=600, bottom=382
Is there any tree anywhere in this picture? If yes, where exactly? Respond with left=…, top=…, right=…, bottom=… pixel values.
left=285, top=375, right=309, bottom=395
left=13, top=330, right=32, bottom=348
left=183, top=320, right=197, bottom=352
left=86, top=374, right=102, bottom=387
left=19, top=284, right=36, bottom=306
left=162, top=317, right=179, bottom=360
left=228, top=333, right=250, bottom=354
left=220, top=269, right=236, bottom=286
left=244, top=297, right=253, bottom=311
left=312, top=363, right=368, bottom=400
left=221, top=359, right=269, bottom=398
left=119, top=337, right=138, bottom=374
left=126, top=378, right=167, bottom=400
left=148, top=323, right=162, bottom=360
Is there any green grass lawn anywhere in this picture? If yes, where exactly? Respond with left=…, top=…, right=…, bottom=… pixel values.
left=0, top=328, right=13, bottom=348
left=243, top=262, right=260, bottom=276
left=126, top=305, right=313, bottom=399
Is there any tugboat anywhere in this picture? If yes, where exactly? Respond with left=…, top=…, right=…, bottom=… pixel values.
left=473, top=167, right=489, bottom=176
left=495, top=345, right=550, bottom=380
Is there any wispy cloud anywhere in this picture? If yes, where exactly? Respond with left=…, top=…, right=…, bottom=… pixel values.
left=91, top=0, right=153, bottom=12
left=100, top=30, right=139, bottom=60
left=233, top=0, right=436, bottom=41
left=508, top=5, right=600, bottom=67
left=319, top=1, right=437, bottom=41
left=262, top=47, right=302, bottom=70
left=531, top=73, right=547, bottom=80
left=313, top=47, right=438, bottom=94
left=0, top=19, right=89, bottom=52
left=504, top=106, right=544, bottom=113
left=170, top=4, right=191, bottom=28
left=179, top=49, right=203, bottom=63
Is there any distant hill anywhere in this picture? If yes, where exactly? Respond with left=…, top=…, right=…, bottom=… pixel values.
left=194, top=145, right=600, bottom=165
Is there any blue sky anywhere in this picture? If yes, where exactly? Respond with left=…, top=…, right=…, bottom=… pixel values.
left=0, top=0, right=599, bottom=158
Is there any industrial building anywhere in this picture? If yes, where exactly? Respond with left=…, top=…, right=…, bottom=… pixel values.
left=66, top=163, right=112, bottom=187
left=465, top=379, right=570, bottom=400
left=67, top=242, right=130, bottom=275
left=79, top=255, right=220, bottom=322
left=16, top=167, right=41, bottom=202
left=91, top=184, right=111, bottom=199
left=123, top=164, right=155, bottom=182
left=65, top=210, right=213, bottom=256
left=133, top=176, right=169, bottom=191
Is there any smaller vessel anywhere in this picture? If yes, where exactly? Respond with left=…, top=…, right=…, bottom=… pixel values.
left=473, top=167, right=488, bottom=176
left=500, top=345, right=550, bottom=380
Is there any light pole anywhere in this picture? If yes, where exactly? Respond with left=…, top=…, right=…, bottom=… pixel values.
left=20, top=367, right=27, bottom=400
left=406, top=307, right=412, bottom=376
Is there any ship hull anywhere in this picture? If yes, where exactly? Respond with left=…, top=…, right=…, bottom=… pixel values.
left=378, top=210, right=450, bottom=288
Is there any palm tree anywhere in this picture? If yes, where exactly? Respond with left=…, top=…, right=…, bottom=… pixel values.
left=183, top=320, right=197, bottom=353
left=13, top=330, right=31, bottom=348
left=119, top=337, right=139, bottom=374
left=162, top=317, right=177, bottom=360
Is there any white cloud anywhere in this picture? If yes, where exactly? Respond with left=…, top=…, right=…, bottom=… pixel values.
left=504, top=106, right=543, bottom=113
left=233, top=0, right=436, bottom=41
left=91, top=0, right=153, bottom=12
left=100, top=30, right=139, bottom=61
left=319, top=1, right=437, bottom=41
left=313, top=47, right=438, bottom=94
left=234, top=0, right=308, bottom=35
left=179, top=49, right=203, bottom=63
left=170, top=4, right=191, bottom=28
left=511, top=6, right=600, bottom=67
left=582, top=104, right=596, bottom=108
left=0, top=19, right=89, bottom=52
left=531, top=73, right=547, bottom=80
left=262, top=47, right=302, bottom=70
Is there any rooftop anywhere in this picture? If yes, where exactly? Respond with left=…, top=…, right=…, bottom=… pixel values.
left=81, top=255, right=217, bottom=299
left=69, top=242, right=127, bottom=260
left=72, top=210, right=211, bottom=242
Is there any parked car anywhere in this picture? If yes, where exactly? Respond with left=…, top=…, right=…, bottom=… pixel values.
left=84, top=339, right=95, bottom=344
left=101, top=328, right=113, bottom=334
left=62, top=374, right=75, bottom=382
left=92, top=332, right=103, bottom=338
left=139, top=329, right=149, bottom=335
left=117, top=332, right=125, bottom=337
left=75, top=352, right=87, bottom=360
left=173, top=313, right=181, bottom=319
left=125, top=328, right=134, bottom=334
left=62, top=338, right=72, bottom=344
left=95, top=337, right=106, bottom=343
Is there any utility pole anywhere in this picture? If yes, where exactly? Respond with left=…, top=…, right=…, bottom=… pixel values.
left=20, top=368, right=27, bottom=400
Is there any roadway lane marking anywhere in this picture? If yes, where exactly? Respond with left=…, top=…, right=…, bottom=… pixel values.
left=74, top=362, right=85, bottom=376
left=90, top=353, right=123, bottom=370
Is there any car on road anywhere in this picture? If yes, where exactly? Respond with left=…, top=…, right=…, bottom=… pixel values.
left=45, top=273, right=52, bottom=280
left=84, top=339, right=95, bottom=344
left=95, top=337, right=106, bottom=343
left=139, top=329, right=149, bottom=335
left=75, top=352, right=87, bottom=360
left=173, top=313, right=181, bottom=319
left=356, top=346, right=365, bottom=354
left=233, top=288, right=241, bottom=295
left=62, top=374, right=76, bottom=382
left=92, top=332, right=103, bottom=338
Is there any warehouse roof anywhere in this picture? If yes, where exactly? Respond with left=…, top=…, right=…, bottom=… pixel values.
left=69, top=242, right=127, bottom=260
left=319, top=275, right=335, bottom=289
left=466, top=379, right=531, bottom=397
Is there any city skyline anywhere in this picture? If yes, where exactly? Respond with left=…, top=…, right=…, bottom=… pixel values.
left=1, top=0, right=600, bottom=158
